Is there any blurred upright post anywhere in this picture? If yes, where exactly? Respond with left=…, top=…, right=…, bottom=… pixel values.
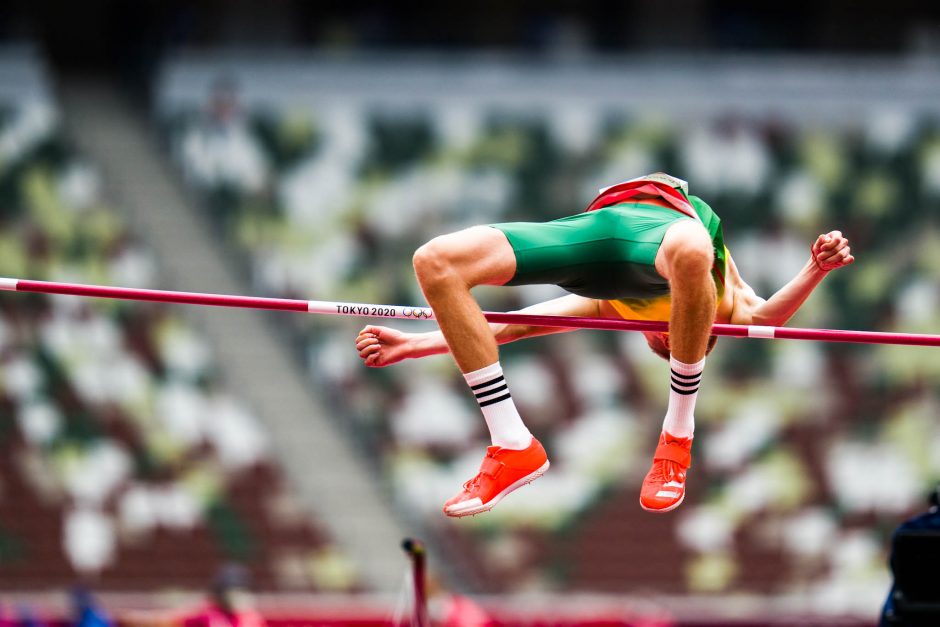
left=401, top=538, right=430, bottom=627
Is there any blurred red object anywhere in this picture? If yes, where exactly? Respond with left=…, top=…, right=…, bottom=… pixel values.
left=441, top=594, right=494, bottom=627
left=180, top=604, right=265, bottom=627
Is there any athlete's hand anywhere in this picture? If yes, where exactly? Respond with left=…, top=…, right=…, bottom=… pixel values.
left=356, top=325, right=412, bottom=367
left=811, top=230, right=854, bottom=272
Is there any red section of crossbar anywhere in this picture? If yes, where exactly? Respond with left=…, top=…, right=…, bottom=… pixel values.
left=16, top=279, right=310, bottom=312
left=481, top=313, right=940, bottom=346
left=770, top=325, right=940, bottom=346
left=8, top=278, right=940, bottom=347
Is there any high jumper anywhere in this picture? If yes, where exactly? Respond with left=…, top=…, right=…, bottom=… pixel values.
left=355, top=173, right=855, bottom=517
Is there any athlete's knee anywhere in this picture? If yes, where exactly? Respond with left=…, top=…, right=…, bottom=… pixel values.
left=413, top=236, right=462, bottom=287
left=672, top=242, right=713, bottom=276
left=662, top=223, right=713, bottom=279
left=412, top=238, right=447, bottom=282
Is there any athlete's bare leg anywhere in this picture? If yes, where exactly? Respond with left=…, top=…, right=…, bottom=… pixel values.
left=412, top=226, right=516, bottom=373
left=655, top=220, right=717, bottom=362
left=412, top=225, right=547, bottom=517
left=640, top=219, right=716, bottom=513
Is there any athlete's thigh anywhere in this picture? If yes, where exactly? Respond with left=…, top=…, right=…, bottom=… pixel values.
left=429, top=225, right=517, bottom=286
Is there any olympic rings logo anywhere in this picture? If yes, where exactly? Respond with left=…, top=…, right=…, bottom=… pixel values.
left=402, top=308, right=433, bottom=319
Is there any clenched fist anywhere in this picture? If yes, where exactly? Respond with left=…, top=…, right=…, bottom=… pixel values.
left=355, top=325, right=412, bottom=367
left=811, top=230, right=854, bottom=272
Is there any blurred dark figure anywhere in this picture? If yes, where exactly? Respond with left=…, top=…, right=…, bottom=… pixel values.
left=881, top=486, right=940, bottom=626
left=70, top=588, right=113, bottom=627
left=16, top=605, right=46, bottom=627
left=207, top=77, right=240, bottom=128
left=175, top=76, right=268, bottom=223
left=180, top=564, right=265, bottom=627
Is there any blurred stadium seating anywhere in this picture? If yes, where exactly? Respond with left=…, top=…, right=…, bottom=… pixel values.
left=156, top=54, right=940, bottom=614
left=0, top=49, right=358, bottom=592
left=4, top=35, right=940, bottom=622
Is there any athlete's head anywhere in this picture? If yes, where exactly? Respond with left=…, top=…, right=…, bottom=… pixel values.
left=644, top=332, right=717, bottom=361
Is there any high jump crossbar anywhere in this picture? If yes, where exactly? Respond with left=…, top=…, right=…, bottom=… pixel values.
left=1, top=277, right=938, bottom=347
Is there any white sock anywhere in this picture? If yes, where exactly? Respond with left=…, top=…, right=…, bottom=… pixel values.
left=464, top=362, right=532, bottom=450
left=662, top=355, right=705, bottom=439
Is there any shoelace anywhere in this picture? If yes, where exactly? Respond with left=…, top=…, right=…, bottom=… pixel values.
left=463, top=452, right=498, bottom=491
left=648, top=459, right=683, bottom=484
left=462, top=474, right=483, bottom=491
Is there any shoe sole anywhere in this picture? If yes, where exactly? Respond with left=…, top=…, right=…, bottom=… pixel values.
left=639, top=492, right=685, bottom=514
left=445, top=460, right=550, bottom=518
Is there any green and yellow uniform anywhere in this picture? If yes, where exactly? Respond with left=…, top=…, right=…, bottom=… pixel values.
left=490, top=174, right=728, bottom=322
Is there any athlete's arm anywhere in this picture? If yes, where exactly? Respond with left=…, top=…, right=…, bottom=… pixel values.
left=356, top=294, right=601, bottom=367
left=729, top=230, right=854, bottom=326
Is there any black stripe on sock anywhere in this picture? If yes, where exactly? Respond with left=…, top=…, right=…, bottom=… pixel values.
left=671, top=369, right=703, bottom=380
left=470, top=375, right=504, bottom=391
left=671, top=376, right=701, bottom=387
left=472, top=380, right=507, bottom=395
left=475, top=383, right=508, bottom=399
left=671, top=384, right=699, bottom=395
left=478, top=392, right=512, bottom=407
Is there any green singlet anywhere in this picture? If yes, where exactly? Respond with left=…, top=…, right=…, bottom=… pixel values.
left=490, top=196, right=726, bottom=303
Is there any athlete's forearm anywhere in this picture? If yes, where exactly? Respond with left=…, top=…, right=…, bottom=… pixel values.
left=751, top=258, right=828, bottom=326
left=406, top=320, right=574, bottom=359
left=492, top=320, right=578, bottom=343
left=405, top=296, right=591, bottom=359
